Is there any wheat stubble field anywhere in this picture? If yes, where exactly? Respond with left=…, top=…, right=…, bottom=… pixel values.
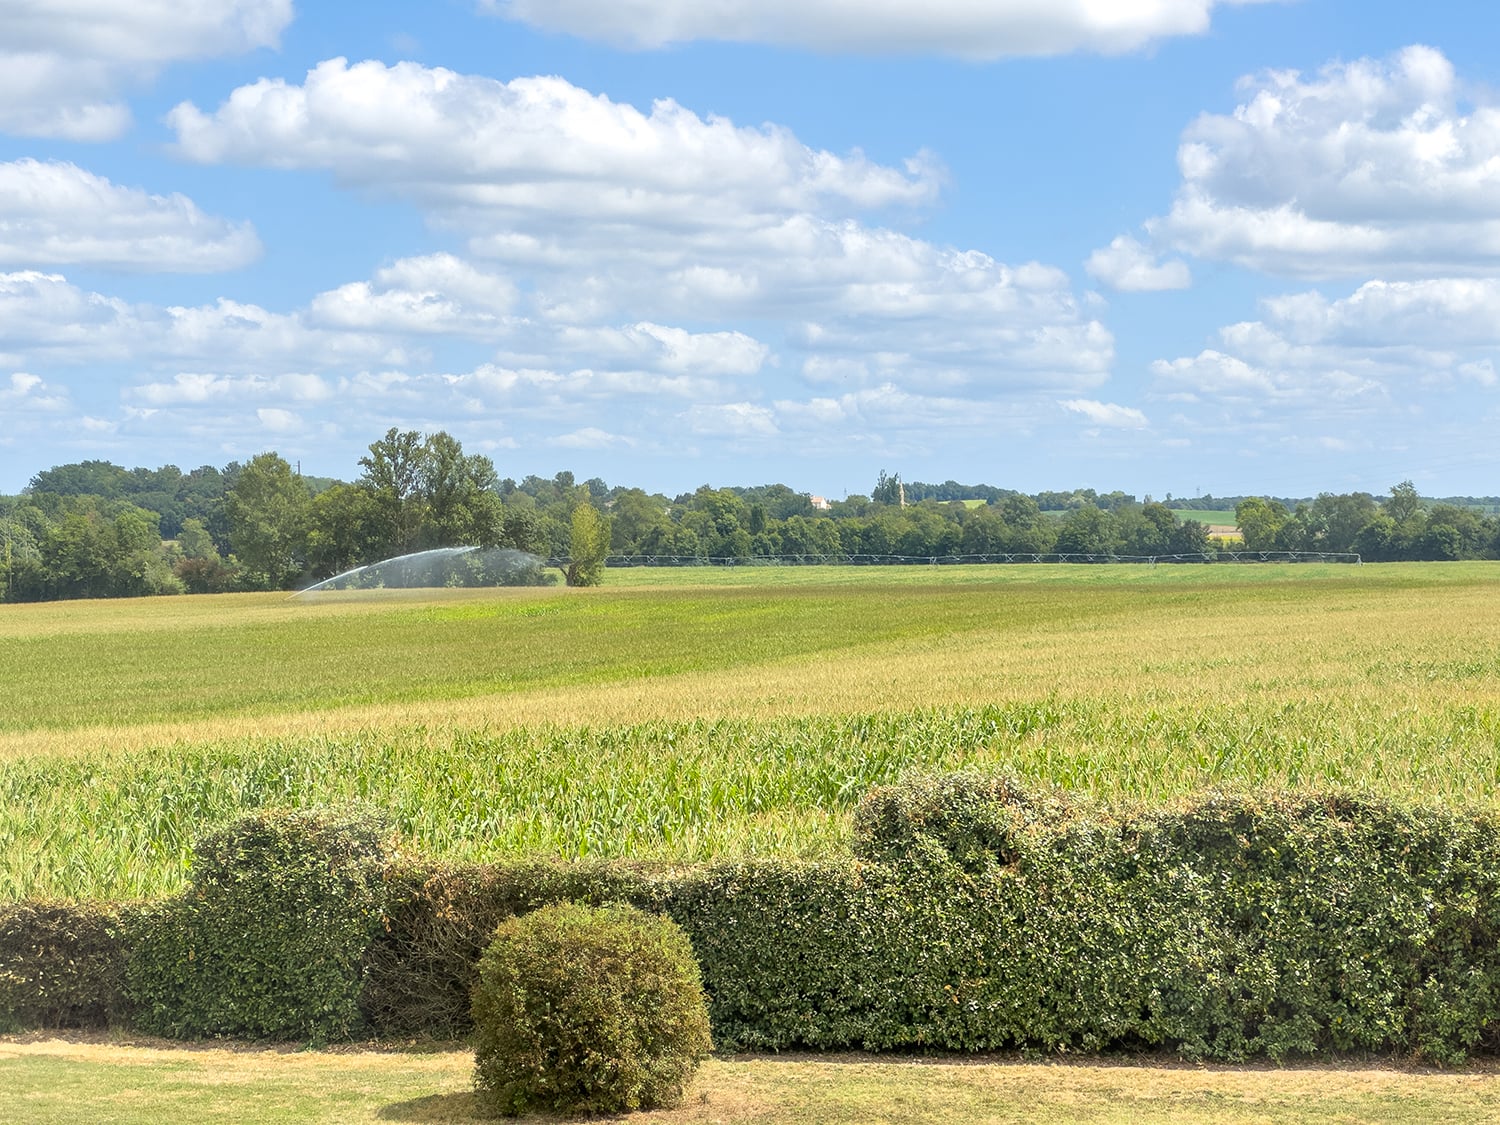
left=4, top=562, right=1500, bottom=1121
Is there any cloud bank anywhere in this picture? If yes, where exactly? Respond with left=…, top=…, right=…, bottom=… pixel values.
left=487, top=0, right=1273, bottom=58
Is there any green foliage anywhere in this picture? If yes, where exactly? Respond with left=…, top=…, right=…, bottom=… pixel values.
left=668, top=775, right=1500, bottom=1063
left=0, top=902, right=134, bottom=1031
left=225, top=452, right=310, bottom=589
left=566, top=501, right=610, bottom=586
left=471, top=901, right=712, bottom=1116
left=355, top=774, right=1500, bottom=1066
left=125, top=806, right=390, bottom=1041
left=362, top=859, right=667, bottom=1036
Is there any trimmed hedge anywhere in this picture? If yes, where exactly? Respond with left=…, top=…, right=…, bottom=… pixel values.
left=125, top=806, right=390, bottom=1041
left=362, top=775, right=1500, bottom=1063
left=0, top=901, right=134, bottom=1031
left=361, top=859, right=670, bottom=1037
left=9, top=776, right=1500, bottom=1062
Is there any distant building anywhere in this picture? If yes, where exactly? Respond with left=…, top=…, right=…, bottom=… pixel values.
left=809, top=495, right=831, bottom=511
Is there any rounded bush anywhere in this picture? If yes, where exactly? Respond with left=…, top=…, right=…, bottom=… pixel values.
left=471, top=901, right=712, bottom=1116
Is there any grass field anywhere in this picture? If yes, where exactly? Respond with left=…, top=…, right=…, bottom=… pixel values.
left=1170, top=509, right=1238, bottom=525
left=7, top=562, right=1500, bottom=1118
left=4, top=561, right=1500, bottom=899
left=5, top=1037, right=1500, bottom=1124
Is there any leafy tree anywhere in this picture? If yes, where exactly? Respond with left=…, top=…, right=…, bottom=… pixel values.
left=226, top=453, right=310, bottom=589
left=1386, top=480, right=1423, bottom=525
left=358, top=428, right=427, bottom=555
left=305, top=483, right=381, bottom=578
left=1055, top=505, right=1115, bottom=556
left=173, top=514, right=238, bottom=594
left=26, top=460, right=129, bottom=498
left=1305, top=492, right=1379, bottom=553
left=872, top=470, right=904, bottom=506
left=608, top=489, right=673, bottom=555
left=566, top=502, right=611, bottom=587
left=418, top=432, right=498, bottom=548
left=0, top=517, right=43, bottom=601
left=1235, top=497, right=1289, bottom=551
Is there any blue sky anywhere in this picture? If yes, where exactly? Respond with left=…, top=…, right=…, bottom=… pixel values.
left=4, top=1, right=1500, bottom=500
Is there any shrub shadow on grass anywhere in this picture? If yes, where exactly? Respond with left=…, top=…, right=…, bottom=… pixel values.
left=376, top=1091, right=485, bottom=1122
left=378, top=1090, right=634, bottom=1123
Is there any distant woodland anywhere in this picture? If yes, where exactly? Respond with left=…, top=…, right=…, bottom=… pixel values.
left=1, top=428, right=1497, bottom=601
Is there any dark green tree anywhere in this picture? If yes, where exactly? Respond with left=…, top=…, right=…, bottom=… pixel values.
left=226, top=453, right=310, bottom=589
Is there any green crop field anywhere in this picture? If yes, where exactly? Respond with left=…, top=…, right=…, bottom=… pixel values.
left=3, top=561, right=1500, bottom=899
left=1169, top=508, right=1238, bottom=525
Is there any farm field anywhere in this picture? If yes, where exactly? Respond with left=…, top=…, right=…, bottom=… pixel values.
left=1169, top=508, right=1239, bottom=525
left=5, top=1038, right=1500, bottom=1125
left=3, top=562, right=1500, bottom=899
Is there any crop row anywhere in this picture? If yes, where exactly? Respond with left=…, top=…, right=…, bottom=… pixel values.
left=5, top=699, right=1500, bottom=900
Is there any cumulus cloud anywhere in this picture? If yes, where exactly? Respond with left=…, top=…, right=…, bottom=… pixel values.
left=486, top=0, right=1272, bottom=58
left=1149, top=45, right=1500, bottom=278
left=0, top=370, right=69, bottom=412
left=1151, top=349, right=1385, bottom=412
left=548, top=323, right=769, bottom=376
left=1157, top=278, right=1500, bottom=407
left=131, top=372, right=336, bottom=406
left=167, top=59, right=1113, bottom=401
left=0, top=270, right=404, bottom=369
left=309, top=253, right=517, bottom=335
left=1140, top=279, right=1500, bottom=409
left=550, top=427, right=634, bottom=449
left=0, top=0, right=293, bottom=139
left=1084, top=235, right=1191, bottom=292
left=1059, top=398, right=1149, bottom=428
left=255, top=407, right=302, bottom=432
left=0, top=159, right=260, bottom=271
left=683, top=401, right=779, bottom=438
left=168, top=59, right=940, bottom=218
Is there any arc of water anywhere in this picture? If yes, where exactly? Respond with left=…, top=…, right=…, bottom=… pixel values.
left=292, top=546, right=480, bottom=597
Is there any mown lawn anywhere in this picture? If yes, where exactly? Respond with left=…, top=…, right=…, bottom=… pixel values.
left=5, top=1038, right=1500, bottom=1125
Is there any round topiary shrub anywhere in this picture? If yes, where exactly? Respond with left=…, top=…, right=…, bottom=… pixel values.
left=471, top=901, right=713, bottom=1116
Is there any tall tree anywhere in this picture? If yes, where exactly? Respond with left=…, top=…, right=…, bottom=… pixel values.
left=226, top=453, right=310, bottom=589
left=566, top=502, right=611, bottom=587
left=358, top=428, right=427, bottom=555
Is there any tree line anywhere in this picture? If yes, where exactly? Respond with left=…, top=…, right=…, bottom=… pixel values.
left=0, top=432, right=1494, bottom=602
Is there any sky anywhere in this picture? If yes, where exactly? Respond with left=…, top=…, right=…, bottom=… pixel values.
left=4, top=1, right=1500, bottom=501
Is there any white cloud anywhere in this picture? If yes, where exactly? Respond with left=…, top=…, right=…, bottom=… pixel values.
left=1084, top=235, right=1191, bottom=292
left=1150, top=45, right=1500, bottom=278
left=0, top=370, right=69, bottom=412
left=683, top=402, right=779, bottom=438
left=486, top=0, right=1273, bottom=58
left=168, top=59, right=939, bottom=218
left=550, top=427, right=633, bottom=449
left=0, top=270, right=405, bottom=370
left=1059, top=398, right=1149, bottom=428
left=1153, top=279, right=1500, bottom=409
left=256, top=407, right=302, bottom=432
left=549, top=323, right=768, bottom=376
left=167, top=59, right=1112, bottom=403
left=309, top=253, right=517, bottom=335
left=0, top=159, right=260, bottom=271
left=131, top=372, right=336, bottom=406
left=0, top=0, right=293, bottom=140
left=1257, top=279, right=1500, bottom=349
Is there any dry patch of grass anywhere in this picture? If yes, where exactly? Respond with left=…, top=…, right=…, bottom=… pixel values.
left=4, top=1037, right=1500, bottom=1124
